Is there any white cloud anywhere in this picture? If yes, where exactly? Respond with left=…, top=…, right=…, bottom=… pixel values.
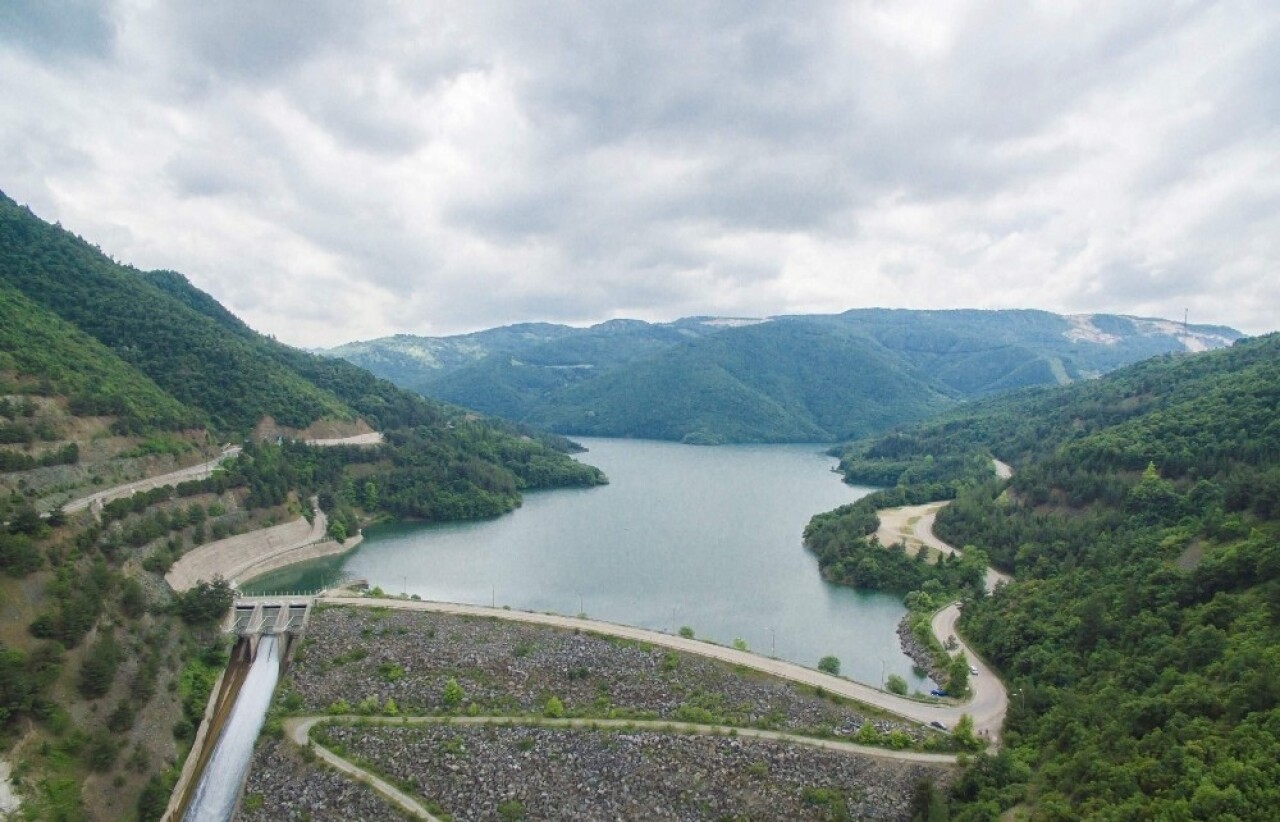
left=0, top=0, right=1276, bottom=346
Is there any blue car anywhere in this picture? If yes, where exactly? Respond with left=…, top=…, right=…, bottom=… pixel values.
left=930, top=689, right=947, bottom=697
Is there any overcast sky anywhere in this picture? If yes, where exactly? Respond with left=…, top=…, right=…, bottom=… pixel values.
left=2, top=2, right=1277, bottom=346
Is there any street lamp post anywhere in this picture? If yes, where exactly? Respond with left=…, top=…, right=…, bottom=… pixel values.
left=766, top=626, right=776, bottom=656
left=881, top=659, right=886, bottom=689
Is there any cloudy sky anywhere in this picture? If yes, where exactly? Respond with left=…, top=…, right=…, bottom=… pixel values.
left=1, top=1, right=1277, bottom=347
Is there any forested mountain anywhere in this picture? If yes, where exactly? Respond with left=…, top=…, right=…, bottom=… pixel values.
left=0, top=192, right=605, bottom=818
left=326, top=309, right=1239, bottom=444
left=805, top=334, right=1280, bottom=818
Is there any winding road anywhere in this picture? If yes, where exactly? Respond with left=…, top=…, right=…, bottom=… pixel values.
left=874, top=458, right=1014, bottom=593
left=60, top=431, right=382, bottom=515
left=59, top=445, right=241, bottom=515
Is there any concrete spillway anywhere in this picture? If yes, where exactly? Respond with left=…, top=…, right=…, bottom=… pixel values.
left=183, top=634, right=281, bottom=821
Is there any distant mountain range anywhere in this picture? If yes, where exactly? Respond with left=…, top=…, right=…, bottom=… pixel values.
left=325, top=310, right=1241, bottom=444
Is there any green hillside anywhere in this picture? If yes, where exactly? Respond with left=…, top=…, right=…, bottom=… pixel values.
left=0, top=193, right=607, bottom=818
left=536, top=321, right=954, bottom=443
left=0, top=284, right=200, bottom=433
left=327, top=310, right=1239, bottom=444
left=805, top=335, right=1280, bottom=818
left=0, top=194, right=350, bottom=432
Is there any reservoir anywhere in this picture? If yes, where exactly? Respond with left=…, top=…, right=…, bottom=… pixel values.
left=245, top=438, right=930, bottom=690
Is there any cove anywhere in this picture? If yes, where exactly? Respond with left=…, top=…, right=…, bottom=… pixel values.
left=245, top=438, right=930, bottom=689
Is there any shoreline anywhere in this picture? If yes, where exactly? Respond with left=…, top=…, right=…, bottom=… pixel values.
left=165, top=504, right=364, bottom=591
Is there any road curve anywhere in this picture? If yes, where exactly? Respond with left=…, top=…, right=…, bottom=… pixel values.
left=931, top=605, right=1006, bottom=740
left=874, top=502, right=952, bottom=558
left=286, top=717, right=438, bottom=820
left=321, top=595, right=999, bottom=736
left=876, top=501, right=1011, bottom=593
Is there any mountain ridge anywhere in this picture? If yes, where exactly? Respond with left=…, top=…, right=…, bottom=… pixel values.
left=325, top=309, right=1241, bottom=444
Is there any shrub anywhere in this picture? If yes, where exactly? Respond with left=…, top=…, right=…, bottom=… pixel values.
left=442, top=678, right=464, bottom=708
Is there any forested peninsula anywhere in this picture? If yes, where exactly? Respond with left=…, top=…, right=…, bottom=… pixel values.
left=806, top=334, right=1280, bottom=818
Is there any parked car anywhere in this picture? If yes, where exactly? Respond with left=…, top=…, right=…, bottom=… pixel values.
left=969, top=666, right=979, bottom=676
left=930, top=720, right=948, bottom=731
left=930, top=689, right=947, bottom=697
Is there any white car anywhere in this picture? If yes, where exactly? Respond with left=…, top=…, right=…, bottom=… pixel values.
left=969, top=666, right=979, bottom=676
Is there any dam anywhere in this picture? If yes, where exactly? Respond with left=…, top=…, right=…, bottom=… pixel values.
left=167, top=596, right=314, bottom=822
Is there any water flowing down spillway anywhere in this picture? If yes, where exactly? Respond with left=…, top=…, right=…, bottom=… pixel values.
left=184, top=635, right=281, bottom=822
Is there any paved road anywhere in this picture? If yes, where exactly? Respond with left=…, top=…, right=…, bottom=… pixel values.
left=60, top=445, right=241, bottom=514
left=322, top=595, right=1003, bottom=735
left=932, top=604, right=1007, bottom=740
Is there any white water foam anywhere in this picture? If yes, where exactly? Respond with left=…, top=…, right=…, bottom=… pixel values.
left=184, top=634, right=280, bottom=822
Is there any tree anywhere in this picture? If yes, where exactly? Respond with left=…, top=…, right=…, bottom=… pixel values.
left=947, top=653, right=970, bottom=694
left=175, top=578, right=233, bottom=625
left=77, top=630, right=121, bottom=699
left=442, top=677, right=464, bottom=708
left=951, top=713, right=980, bottom=751
left=886, top=673, right=908, bottom=695
left=543, top=695, right=565, bottom=718
left=819, top=656, right=841, bottom=675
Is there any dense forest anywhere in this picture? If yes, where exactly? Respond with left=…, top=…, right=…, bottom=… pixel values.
left=805, top=334, right=1280, bottom=818
left=329, top=308, right=1238, bottom=444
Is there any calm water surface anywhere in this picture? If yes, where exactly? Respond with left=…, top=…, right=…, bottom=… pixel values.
left=246, top=438, right=929, bottom=688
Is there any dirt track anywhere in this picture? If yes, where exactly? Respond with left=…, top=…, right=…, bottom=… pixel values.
left=60, top=445, right=241, bottom=514
left=304, top=432, right=384, bottom=447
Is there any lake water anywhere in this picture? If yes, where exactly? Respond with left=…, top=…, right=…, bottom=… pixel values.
left=245, top=438, right=930, bottom=689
